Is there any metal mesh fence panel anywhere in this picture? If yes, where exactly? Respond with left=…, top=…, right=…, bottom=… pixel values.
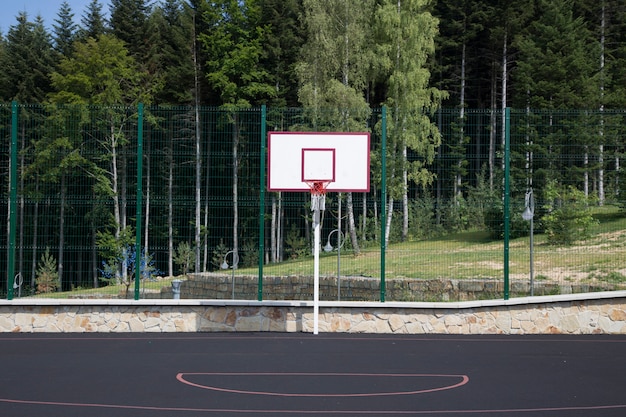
left=2, top=104, right=625, bottom=301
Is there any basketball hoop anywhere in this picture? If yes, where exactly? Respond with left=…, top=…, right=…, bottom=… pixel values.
left=306, top=181, right=330, bottom=211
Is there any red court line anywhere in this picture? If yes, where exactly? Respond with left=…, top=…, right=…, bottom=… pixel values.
left=176, top=372, right=469, bottom=397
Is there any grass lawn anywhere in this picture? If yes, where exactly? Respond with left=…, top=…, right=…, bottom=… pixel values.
left=30, top=206, right=626, bottom=298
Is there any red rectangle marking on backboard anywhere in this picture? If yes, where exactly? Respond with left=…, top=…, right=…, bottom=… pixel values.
left=301, top=148, right=336, bottom=182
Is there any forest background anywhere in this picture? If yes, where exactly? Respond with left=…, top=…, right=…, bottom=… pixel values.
left=1, top=0, right=626, bottom=296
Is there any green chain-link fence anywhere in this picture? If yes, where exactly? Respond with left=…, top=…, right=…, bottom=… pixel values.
left=2, top=103, right=625, bottom=301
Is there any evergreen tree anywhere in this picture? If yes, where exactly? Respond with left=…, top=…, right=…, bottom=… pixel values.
left=79, top=0, right=108, bottom=40
left=259, top=0, right=305, bottom=107
left=53, top=1, right=78, bottom=57
left=512, top=0, right=599, bottom=214
left=109, top=0, right=150, bottom=60
left=0, top=13, right=55, bottom=102
left=512, top=0, right=597, bottom=109
left=149, top=0, right=195, bottom=104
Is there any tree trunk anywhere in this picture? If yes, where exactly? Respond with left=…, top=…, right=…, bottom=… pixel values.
left=111, top=123, right=121, bottom=239
left=193, top=13, right=202, bottom=274
left=598, top=2, right=606, bottom=206
left=143, top=127, right=151, bottom=257
left=271, top=195, right=277, bottom=263
left=91, top=194, right=97, bottom=288
left=402, top=144, right=409, bottom=241
left=455, top=42, right=466, bottom=202
left=31, top=180, right=40, bottom=289
left=489, top=61, right=497, bottom=191
left=232, top=116, right=240, bottom=262
left=361, top=193, right=367, bottom=241
left=58, top=175, right=65, bottom=291
left=167, top=127, right=174, bottom=277
left=345, top=193, right=360, bottom=254
left=385, top=197, right=394, bottom=246
left=583, top=145, right=589, bottom=198
left=194, top=102, right=201, bottom=273
left=501, top=32, right=508, bottom=172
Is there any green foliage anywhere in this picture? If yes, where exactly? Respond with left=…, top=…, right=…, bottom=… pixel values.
left=374, top=0, right=445, bottom=198
left=36, top=248, right=59, bottom=294
left=0, top=13, right=55, bottom=102
left=512, top=0, right=597, bottom=109
left=99, top=245, right=161, bottom=297
left=174, top=241, right=196, bottom=276
left=211, top=241, right=229, bottom=270
left=52, top=1, right=78, bottom=57
left=285, top=224, right=308, bottom=259
left=96, top=227, right=135, bottom=269
left=78, top=0, right=107, bottom=40
left=484, top=199, right=530, bottom=240
left=241, top=240, right=259, bottom=268
left=50, top=34, right=150, bottom=105
left=408, top=196, right=442, bottom=239
left=198, top=0, right=276, bottom=107
left=541, top=182, right=598, bottom=245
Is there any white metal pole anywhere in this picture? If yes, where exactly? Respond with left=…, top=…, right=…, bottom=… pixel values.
left=313, top=206, right=320, bottom=335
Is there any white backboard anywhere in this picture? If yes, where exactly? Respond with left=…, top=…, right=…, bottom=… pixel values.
left=267, top=132, right=370, bottom=192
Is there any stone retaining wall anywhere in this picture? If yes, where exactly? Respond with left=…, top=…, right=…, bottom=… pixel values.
left=153, top=273, right=621, bottom=301
left=1, top=292, right=625, bottom=334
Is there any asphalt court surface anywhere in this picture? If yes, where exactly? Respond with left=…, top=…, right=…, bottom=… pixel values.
left=1, top=332, right=625, bottom=416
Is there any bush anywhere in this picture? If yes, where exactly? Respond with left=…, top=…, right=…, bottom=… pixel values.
left=285, top=223, right=308, bottom=259
left=484, top=200, right=530, bottom=240
left=542, top=182, right=598, bottom=245
left=412, top=196, right=445, bottom=239
left=36, top=248, right=58, bottom=294
left=174, top=241, right=196, bottom=276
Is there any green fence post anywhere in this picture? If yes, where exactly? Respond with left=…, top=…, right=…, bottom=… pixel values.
left=380, top=106, right=387, bottom=302
left=503, top=107, right=511, bottom=300
left=258, top=105, right=266, bottom=301
left=134, top=103, right=144, bottom=301
left=7, top=101, right=18, bottom=300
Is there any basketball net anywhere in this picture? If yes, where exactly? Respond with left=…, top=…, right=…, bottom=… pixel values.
left=306, top=181, right=330, bottom=212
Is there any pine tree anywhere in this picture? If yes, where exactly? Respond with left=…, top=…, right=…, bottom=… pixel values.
left=150, top=0, right=195, bottom=104
left=79, top=0, right=108, bottom=40
left=109, top=0, right=150, bottom=59
left=53, top=1, right=78, bottom=57
left=0, top=13, right=55, bottom=102
left=512, top=0, right=599, bottom=214
left=259, top=0, right=305, bottom=107
left=513, top=0, right=597, bottom=109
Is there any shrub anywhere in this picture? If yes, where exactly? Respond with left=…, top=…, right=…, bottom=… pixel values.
left=174, top=241, right=196, bottom=276
left=285, top=223, right=308, bottom=259
left=541, top=182, right=598, bottom=245
left=36, top=248, right=58, bottom=294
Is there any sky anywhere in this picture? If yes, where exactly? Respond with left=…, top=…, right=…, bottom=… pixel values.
left=0, top=0, right=111, bottom=35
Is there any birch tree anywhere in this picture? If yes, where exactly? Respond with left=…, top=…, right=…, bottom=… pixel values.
left=375, top=0, right=444, bottom=244
left=298, top=0, right=374, bottom=255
